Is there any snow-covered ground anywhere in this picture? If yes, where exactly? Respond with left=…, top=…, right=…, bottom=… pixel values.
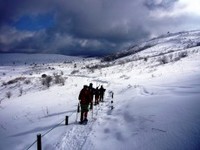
left=0, top=30, right=200, bottom=150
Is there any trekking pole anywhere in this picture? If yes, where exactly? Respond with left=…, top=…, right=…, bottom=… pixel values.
left=92, top=104, right=94, bottom=119
left=90, top=101, right=94, bottom=120
left=75, top=102, right=80, bottom=122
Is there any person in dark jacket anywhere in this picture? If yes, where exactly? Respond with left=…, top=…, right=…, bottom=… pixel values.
left=99, top=85, right=106, bottom=102
left=78, top=85, right=91, bottom=124
left=88, top=83, right=95, bottom=109
left=94, top=87, right=100, bottom=105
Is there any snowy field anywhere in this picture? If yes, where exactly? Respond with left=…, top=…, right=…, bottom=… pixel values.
left=0, top=31, right=200, bottom=150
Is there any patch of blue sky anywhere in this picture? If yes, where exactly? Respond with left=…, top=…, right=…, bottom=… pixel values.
left=12, top=13, right=55, bottom=31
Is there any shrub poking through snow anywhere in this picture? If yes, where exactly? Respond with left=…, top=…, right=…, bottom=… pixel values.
left=5, top=77, right=26, bottom=85
left=158, top=56, right=169, bottom=64
left=53, top=74, right=65, bottom=85
left=24, top=79, right=31, bottom=84
left=6, top=91, right=12, bottom=99
left=2, top=82, right=7, bottom=86
left=19, top=88, right=23, bottom=97
left=42, top=76, right=52, bottom=88
left=41, top=74, right=47, bottom=78
left=41, top=73, right=65, bottom=88
left=71, top=70, right=79, bottom=75
left=178, top=51, right=188, bottom=58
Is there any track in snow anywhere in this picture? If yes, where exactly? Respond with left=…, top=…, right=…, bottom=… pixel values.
left=56, top=98, right=111, bottom=150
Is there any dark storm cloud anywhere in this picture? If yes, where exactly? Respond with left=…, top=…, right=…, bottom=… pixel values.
left=144, top=0, right=178, bottom=10
left=0, top=0, right=199, bottom=56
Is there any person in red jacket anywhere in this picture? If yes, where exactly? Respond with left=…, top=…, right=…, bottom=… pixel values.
left=78, top=85, right=91, bottom=124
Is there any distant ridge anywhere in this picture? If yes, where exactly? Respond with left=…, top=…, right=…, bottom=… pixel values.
left=0, top=53, right=81, bottom=65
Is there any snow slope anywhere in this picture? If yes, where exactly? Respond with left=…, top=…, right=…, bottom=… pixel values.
left=0, top=30, right=200, bottom=150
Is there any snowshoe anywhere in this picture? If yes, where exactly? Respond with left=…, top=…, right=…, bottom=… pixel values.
left=82, top=119, right=88, bottom=125
left=79, top=121, right=84, bottom=124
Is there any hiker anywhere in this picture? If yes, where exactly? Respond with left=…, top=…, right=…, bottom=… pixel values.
left=94, top=87, right=100, bottom=105
left=78, top=85, right=91, bottom=124
left=88, top=83, right=95, bottom=109
left=99, top=85, right=106, bottom=102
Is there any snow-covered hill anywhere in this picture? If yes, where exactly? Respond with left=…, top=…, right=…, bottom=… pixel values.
left=103, top=30, right=200, bottom=63
left=0, top=30, right=200, bottom=150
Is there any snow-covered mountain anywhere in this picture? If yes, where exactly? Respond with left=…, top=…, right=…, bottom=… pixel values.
left=0, top=30, right=200, bottom=150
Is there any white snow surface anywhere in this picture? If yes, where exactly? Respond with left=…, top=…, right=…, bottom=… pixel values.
left=0, top=31, right=200, bottom=150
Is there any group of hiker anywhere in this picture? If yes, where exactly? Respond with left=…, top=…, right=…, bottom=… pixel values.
left=78, top=83, right=106, bottom=124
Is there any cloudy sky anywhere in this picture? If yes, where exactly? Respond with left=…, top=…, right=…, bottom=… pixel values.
left=0, top=0, right=200, bottom=56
